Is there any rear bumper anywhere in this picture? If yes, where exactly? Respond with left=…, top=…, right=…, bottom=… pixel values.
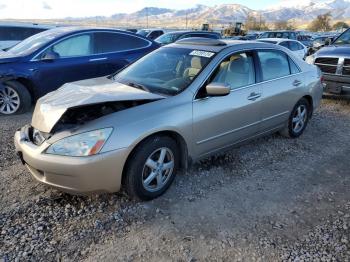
left=323, top=74, right=350, bottom=95
left=14, top=129, right=129, bottom=194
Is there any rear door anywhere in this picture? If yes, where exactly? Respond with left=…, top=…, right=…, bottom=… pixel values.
left=93, top=32, right=154, bottom=76
left=255, top=49, right=304, bottom=131
left=192, top=51, right=263, bottom=157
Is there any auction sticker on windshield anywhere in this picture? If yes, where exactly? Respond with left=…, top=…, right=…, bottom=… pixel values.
left=190, top=50, right=215, bottom=58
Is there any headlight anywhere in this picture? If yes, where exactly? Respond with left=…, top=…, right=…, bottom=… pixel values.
left=46, top=128, right=113, bottom=157
left=305, top=55, right=315, bottom=64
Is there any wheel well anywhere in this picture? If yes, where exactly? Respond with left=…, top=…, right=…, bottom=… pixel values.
left=121, top=131, right=189, bottom=184
left=302, top=95, right=314, bottom=116
left=14, top=78, right=36, bottom=103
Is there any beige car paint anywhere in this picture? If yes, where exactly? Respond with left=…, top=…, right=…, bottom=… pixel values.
left=14, top=41, right=323, bottom=194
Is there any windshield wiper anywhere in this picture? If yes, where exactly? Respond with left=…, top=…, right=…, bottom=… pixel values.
left=125, top=81, right=150, bottom=92
left=108, top=64, right=129, bottom=80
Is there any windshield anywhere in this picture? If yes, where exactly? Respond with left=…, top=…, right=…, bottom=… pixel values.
left=114, top=47, right=215, bottom=95
left=137, top=30, right=150, bottom=37
left=334, top=30, right=350, bottom=45
left=7, top=29, right=64, bottom=55
left=155, top=33, right=180, bottom=45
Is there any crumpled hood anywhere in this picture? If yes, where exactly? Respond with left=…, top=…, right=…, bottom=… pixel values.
left=32, top=77, right=165, bottom=133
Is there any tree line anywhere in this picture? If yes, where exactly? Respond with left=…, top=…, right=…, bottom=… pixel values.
left=244, top=12, right=349, bottom=32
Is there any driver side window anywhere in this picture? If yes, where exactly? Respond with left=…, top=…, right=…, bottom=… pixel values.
left=45, top=34, right=92, bottom=58
left=210, top=52, right=256, bottom=90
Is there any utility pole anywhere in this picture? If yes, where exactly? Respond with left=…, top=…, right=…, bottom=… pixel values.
left=185, top=11, right=188, bottom=29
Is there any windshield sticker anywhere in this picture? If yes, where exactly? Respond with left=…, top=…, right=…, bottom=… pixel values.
left=190, top=50, right=215, bottom=58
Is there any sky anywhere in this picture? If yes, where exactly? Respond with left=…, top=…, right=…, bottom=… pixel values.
left=0, top=0, right=313, bottom=19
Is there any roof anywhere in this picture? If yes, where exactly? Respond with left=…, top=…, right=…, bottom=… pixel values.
left=0, top=22, right=58, bottom=29
left=169, top=38, right=279, bottom=53
left=164, top=30, right=220, bottom=35
left=258, top=38, right=296, bottom=43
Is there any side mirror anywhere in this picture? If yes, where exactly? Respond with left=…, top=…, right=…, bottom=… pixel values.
left=41, top=51, right=59, bottom=62
left=205, top=82, right=231, bottom=97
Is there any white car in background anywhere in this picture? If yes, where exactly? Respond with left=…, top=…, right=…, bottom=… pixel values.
left=0, top=22, right=56, bottom=50
left=257, top=38, right=308, bottom=60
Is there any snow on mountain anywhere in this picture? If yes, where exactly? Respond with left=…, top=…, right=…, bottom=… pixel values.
left=108, top=0, right=350, bottom=25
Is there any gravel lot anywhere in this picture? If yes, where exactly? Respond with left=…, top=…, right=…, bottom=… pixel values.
left=1, top=98, right=349, bottom=261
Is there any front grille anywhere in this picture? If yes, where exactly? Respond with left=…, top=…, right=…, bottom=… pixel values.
left=315, top=57, right=339, bottom=75
left=315, top=57, right=339, bottom=65
left=343, top=59, right=350, bottom=76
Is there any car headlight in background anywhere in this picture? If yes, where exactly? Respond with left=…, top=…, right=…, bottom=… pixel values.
left=46, top=128, right=113, bottom=157
left=305, top=55, right=315, bottom=64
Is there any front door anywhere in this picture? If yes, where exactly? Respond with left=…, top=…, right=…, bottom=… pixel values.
left=192, top=51, right=263, bottom=157
left=31, top=33, right=102, bottom=97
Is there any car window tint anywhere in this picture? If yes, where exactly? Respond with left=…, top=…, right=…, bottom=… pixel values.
left=289, top=57, right=300, bottom=74
left=94, top=32, right=149, bottom=53
left=52, top=34, right=92, bottom=57
left=211, top=52, right=255, bottom=90
left=0, top=26, right=46, bottom=41
left=279, top=41, right=290, bottom=49
left=257, top=50, right=290, bottom=81
left=289, top=42, right=301, bottom=51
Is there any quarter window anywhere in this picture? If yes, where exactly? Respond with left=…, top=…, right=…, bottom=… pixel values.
left=279, top=41, right=290, bottom=49
left=289, top=57, right=300, bottom=74
left=289, top=41, right=302, bottom=51
left=51, top=34, right=92, bottom=57
left=211, top=52, right=255, bottom=90
left=94, top=32, right=149, bottom=53
left=257, top=50, right=290, bottom=81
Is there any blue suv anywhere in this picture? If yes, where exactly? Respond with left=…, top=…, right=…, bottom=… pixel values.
left=0, top=27, right=159, bottom=114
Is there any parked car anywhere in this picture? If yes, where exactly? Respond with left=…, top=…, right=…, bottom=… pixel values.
left=15, top=38, right=323, bottom=200
left=297, top=35, right=313, bottom=48
left=257, top=38, right=308, bottom=59
left=308, top=36, right=335, bottom=55
left=258, top=31, right=297, bottom=40
left=306, top=28, right=350, bottom=95
left=137, top=29, right=164, bottom=40
left=155, top=31, right=221, bottom=45
left=0, top=22, right=55, bottom=50
left=0, top=27, right=159, bottom=115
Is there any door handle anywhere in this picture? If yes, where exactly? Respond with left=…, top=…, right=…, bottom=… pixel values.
left=293, top=80, right=302, bottom=86
left=247, top=92, right=261, bottom=101
left=89, top=57, right=107, bottom=62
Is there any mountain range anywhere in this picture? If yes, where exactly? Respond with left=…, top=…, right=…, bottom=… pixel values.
left=80, top=0, right=350, bottom=28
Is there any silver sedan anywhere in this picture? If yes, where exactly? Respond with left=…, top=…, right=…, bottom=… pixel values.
left=15, top=38, right=323, bottom=200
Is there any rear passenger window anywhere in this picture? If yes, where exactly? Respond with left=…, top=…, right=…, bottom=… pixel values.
left=257, top=50, right=290, bottom=81
left=211, top=52, right=255, bottom=90
left=94, top=32, right=150, bottom=53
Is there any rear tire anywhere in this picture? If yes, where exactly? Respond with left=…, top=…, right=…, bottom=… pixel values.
left=124, top=136, right=179, bottom=201
left=280, top=98, right=311, bottom=138
left=0, top=81, right=31, bottom=115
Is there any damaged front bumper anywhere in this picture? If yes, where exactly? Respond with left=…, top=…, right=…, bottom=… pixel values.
left=14, top=125, right=129, bottom=194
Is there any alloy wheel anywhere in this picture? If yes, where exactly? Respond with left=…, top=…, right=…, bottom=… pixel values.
left=292, top=104, right=307, bottom=133
left=142, top=147, right=175, bottom=192
left=0, top=85, right=20, bottom=114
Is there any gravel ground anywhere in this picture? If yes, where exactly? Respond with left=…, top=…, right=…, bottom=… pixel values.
left=0, top=98, right=350, bottom=261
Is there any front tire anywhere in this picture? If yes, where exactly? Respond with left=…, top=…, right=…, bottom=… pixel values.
left=0, top=81, right=31, bottom=115
left=280, top=98, right=311, bottom=138
left=124, top=136, right=179, bottom=201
